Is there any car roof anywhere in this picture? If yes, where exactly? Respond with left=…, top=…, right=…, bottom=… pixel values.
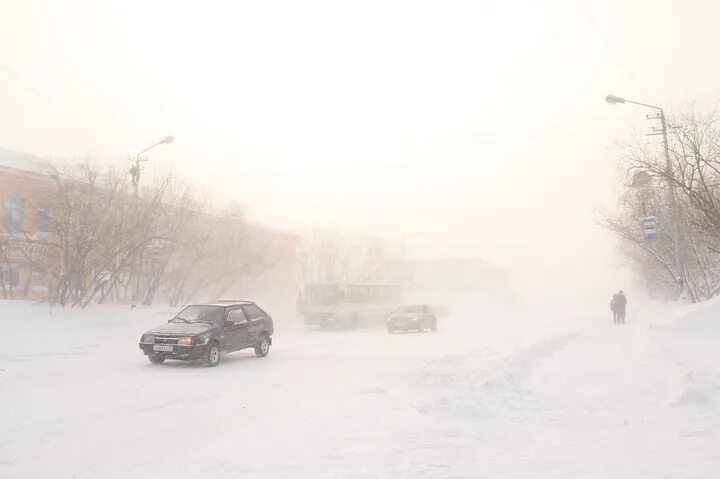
left=191, top=300, right=254, bottom=307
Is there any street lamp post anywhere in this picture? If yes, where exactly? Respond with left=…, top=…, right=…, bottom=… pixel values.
left=130, top=135, right=174, bottom=198
left=130, top=135, right=173, bottom=306
left=606, top=94, right=684, bottom=299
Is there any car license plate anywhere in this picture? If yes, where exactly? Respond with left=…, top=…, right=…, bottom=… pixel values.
left=153, top=345, right=173, bottom=352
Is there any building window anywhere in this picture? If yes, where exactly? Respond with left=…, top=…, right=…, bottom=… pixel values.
left=4, top=197, right=27, bottom=233
left=0, top=268, right=20, bottom=288
left=35, top=203, right=54, bottom=233
left=35, top=203, right=53, bottom=233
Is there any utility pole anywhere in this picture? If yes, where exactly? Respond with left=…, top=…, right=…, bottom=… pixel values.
left=129, top=157, right=144, bottom=199
left=657, top=110, right=684, bottom=298
left=129, top=135, right=174, bottom=305
left=606, top=95, right=685, bottom=299
left=130, top=135, right=173, bottom=198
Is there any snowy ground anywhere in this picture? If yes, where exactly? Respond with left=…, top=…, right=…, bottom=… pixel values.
left=1, top=299, right=718, bottom=478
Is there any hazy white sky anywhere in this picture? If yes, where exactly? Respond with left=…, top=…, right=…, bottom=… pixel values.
left=2, top=0, right=720, bottom=279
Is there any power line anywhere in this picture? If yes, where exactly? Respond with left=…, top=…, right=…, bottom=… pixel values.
left=0, top=63, right=69, bottom=116
left=573, top=0, right=644, bottom=91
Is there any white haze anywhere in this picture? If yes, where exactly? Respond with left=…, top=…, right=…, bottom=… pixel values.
left=3, top=0, right=720, bottom=301
left=6, top=4, right=720, bottom=477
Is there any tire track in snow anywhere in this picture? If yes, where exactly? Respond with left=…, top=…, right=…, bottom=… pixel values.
left=411, top=334, right=576, bottom=420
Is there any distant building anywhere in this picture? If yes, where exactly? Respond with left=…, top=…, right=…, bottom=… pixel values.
left=385, top=257, right=512, bottom=303
left=0, top=147, right=297, bottom=304
left=0, top=148, right=55, bottom=299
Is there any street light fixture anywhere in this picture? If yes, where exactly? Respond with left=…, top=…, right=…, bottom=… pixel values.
left=606, top=94, right=664, bottom=112
left=606, top=94, right=685, bottom=299
left=129, top=135, right=173, bottom=306
left=130, top=135, right=174, bottom=198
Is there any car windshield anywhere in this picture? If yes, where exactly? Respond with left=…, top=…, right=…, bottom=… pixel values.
left=395, top=305, right=423, bottom=314
left=173, top=305, right=224, bottom=325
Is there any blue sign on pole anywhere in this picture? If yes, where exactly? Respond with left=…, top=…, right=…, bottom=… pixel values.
left=643, top=216, right=658, bottom=241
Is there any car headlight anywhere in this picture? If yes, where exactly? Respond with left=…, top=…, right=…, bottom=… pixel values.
left=141, top=334, right=154, bottom=343
left=197, top=333, right=210, bottom=344
left=177, top=336, right=196, bottom=346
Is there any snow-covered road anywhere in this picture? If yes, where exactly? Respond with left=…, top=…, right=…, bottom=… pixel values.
left=1, top=301, right=718, bottom=478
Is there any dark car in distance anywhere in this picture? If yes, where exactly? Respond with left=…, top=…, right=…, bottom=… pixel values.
left=139, top=301, right=274, bottom=367
left=387, top=304, right=438, bottom=333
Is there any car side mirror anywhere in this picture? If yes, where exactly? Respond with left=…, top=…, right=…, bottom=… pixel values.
left=168, top=319, right=172, bottom=323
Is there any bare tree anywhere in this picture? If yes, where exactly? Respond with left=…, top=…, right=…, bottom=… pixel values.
left=42, top=162, right=176, bottom=306
left=0, top=236, right=16, bottom=299
left=298, top=229, right=387, bottom=286
left=606, top=103, right=720, bottom=301
left=11, top=159, right=282, bottom=308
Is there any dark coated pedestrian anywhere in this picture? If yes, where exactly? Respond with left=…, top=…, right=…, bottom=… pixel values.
left=616, top=290, right=627, bottom=324
left=610, top=293, right=619, bottom=324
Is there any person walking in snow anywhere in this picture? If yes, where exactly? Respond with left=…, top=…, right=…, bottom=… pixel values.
left=610, top=293, right=619, bottom=324
left=616, top=290, right=627, bottom=324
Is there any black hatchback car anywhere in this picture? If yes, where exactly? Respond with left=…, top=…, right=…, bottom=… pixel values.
left=139, top=301, right=274, bottom=367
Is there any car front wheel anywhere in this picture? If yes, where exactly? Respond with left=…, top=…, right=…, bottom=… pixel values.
left=203, top=343, right=221, bottom=367
left=255, top=335, right=271, bottom=357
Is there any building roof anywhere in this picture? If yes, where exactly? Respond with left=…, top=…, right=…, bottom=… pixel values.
left=0, top=147, right=51, bottom=176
